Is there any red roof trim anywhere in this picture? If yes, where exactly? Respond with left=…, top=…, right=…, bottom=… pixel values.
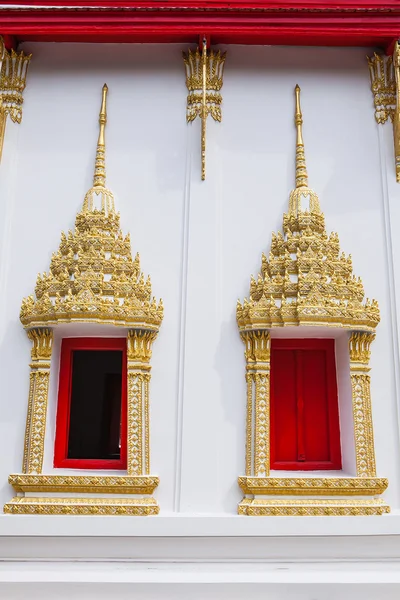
left=0, top=1, right=399, bottom=9
left=1, top=2, right=399, bottom=49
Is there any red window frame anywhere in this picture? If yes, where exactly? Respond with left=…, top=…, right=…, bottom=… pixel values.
left=54, top=337, right=127, bottom=470
left=270, top=338, right=342, bottom=471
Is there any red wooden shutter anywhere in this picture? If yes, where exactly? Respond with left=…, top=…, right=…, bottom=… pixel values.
left=270, top=339, right=342, bottom=471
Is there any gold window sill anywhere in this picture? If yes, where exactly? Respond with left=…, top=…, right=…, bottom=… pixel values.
left=4, top=496, right=159, bottom=516
left=238, top=476, right=388, bottom=496
left=238, top=497, right=390, bottom=517
left=8, top=473, right=159, bottom=495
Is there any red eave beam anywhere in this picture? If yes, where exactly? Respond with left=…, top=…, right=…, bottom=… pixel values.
left=1, top=1, right=400, bottom=8
left=0, top=2, right=400, bottom=49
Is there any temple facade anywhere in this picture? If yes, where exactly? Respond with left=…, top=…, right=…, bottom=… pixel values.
left=1, top=2, right=400, bottom=599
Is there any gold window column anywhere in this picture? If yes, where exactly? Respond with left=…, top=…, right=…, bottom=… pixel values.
left=22, top=328, right=53, bottom=475
left=241, top=330, right=271, bottom=478
left=127, top=329, right=157, bottom=477
left=349, top=331, right=377, bottom=478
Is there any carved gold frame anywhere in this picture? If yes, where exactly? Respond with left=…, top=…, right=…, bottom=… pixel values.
left=237, top=86, right=389, bottom=516
left=5, top=330, right=160, bottom=516
left=238, top=329, right=388, bottom=516
left=4, top=86, right=162, bottom=516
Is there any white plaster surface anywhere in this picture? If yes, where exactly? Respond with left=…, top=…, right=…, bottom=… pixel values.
left=0, top=42, right=399, bottom=595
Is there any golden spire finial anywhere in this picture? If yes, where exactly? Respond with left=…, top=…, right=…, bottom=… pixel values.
left=93, top=83, right=108, bottom=189
left=286, top=85, right=322, bottom=229
left=83, top=84, right=115, bottom=214
left=294, top=84, right=308, bottom=188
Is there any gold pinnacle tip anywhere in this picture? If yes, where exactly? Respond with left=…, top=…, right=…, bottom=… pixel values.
left=294, top=83, right=307, bottom=188
left=294, top=84, right=303, bottom=129
left=295, top=86, right=302, bottom=110
left=100, top=85, right=108, bottom=115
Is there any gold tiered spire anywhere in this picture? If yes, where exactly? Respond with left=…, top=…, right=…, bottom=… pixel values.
left=94, top=83, right=108, bottom=187
left=83, top=84, right=115, bottom=215
left=20, top=85, right=163, bottom=330
left=286, top=85, right=323, bottom=233
left=294, top=84, right=308, bottom=188
left=237, top=85, right=380, bottom=332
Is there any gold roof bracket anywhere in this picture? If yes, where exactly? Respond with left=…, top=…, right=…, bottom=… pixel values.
left=367, top=44, right=400, bottom=183
left=183, top=37, right=226, bottom=181
left=0, top=36, right=32, bottom=162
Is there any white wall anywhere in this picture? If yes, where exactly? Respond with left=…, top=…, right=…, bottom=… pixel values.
left=0, top=43, right=399, bottom=526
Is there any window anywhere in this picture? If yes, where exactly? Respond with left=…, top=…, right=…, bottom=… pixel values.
left=270, top=339, right=342, bottom=471
left=54, top=338, right=127, bottom=469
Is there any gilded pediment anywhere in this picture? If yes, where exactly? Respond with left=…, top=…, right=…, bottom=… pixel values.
left=237, top=85, right=379, bottom=333
left=20, top=85, right=163, bottom=331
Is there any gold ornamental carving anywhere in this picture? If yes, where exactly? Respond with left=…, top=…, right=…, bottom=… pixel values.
left=349, top=331, right=375, bottom=365
left=8, top=474, right=159, bottom=495
left=22, top=328, right=53, bottom=475
left=367, top=52, right=395, bottom=124
left=367, top=45, right=400, bottom=182
left=127, top=329, right=157, bottom=365
left=0, top=37, right=31, bottom=162
left=393, top=42, right=400, bottom=183
left=349, top=331, right=377, bottom=478
left=4, top=496, right=159, bottom=516
left=238, top=498, right=389, bottom=517
left=126, top=329, right=155, bottom=476
left=20, top=84, right=163, bottom=331
left=241, top=330, right=271, bottom=478
left=241, top=329, right=271, bottom=364
left=238, top=476, right=388, bottom=496
left=183, top=39, right=226, bottom=180
left=254, top=372, right=269, bottom=477
left=6, top=85, right=162, bottom=516
left=236, top=85, right=387, bottom=516
left=237, top=86, right=379, bottom=334
left=127, top=372, right=144, bottom=476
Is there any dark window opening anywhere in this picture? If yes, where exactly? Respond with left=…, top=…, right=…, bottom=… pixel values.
left=54, top=338, right=127, bottom=470
left=67, top=350, right=123, bottom=461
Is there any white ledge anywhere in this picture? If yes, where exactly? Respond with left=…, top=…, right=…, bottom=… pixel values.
left=1, top=562, right=400, bottom=584
left=1, top=512, right=400, bottom=538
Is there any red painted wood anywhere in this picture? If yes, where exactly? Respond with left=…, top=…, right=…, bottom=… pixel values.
left=302, top=349, right=330, bottom=462
left=295, top=351, right=306, bottom=462
left=270, top=338, right=342, bottom=471
left=0, top=1, right=399, bottom=48
left=1, top=1, right=399, bottom=9
left=2, top=35, right=17, bottom=50
left=54, top=337, right=128, bottom=470
left=270, top=347, right=297, bottom=464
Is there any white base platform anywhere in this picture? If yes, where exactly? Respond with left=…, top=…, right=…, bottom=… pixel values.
left=1, top=514, right=400, bottom=599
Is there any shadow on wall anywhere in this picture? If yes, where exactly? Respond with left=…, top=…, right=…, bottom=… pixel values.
left=0, top=320, right=31, bottom=509
left=215, top=317, right=246, bottom=513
